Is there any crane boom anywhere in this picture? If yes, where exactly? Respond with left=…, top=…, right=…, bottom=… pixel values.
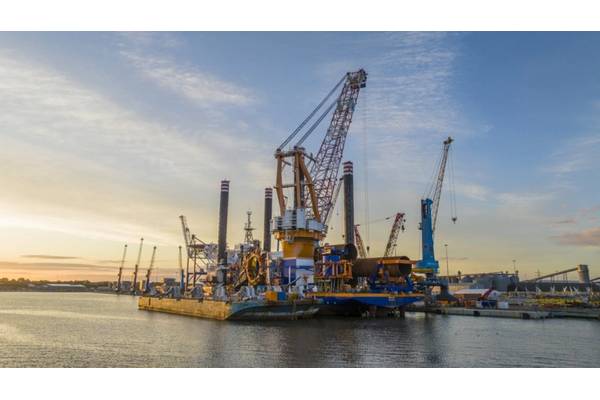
left=116, top=244, right=127, bottom=292
left=274, top=69, right=366, bottom=225
left=144, top=246, right=157, bottom=293
left=179, top=215, right=194, bottom=255
left=383, top=213, right=406, bottom=258
left=427, top=136, right=454, bottom=233
left=417, top=137, right=455, bottom=275
left=131, top=237, right=144, bottom=294
left=306, top=69, right=367, bottom=224
left=272, top=69, right=366, bottom=287
left=354, top=225, right=368, bottom=259
left=178, top=215, right=217, bottom=291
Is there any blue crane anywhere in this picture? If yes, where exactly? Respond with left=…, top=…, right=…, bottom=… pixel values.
left=417, top=136, right=456, bottom=275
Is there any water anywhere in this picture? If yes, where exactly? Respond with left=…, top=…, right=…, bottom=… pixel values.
left=0, top=292, right=599, bottom=367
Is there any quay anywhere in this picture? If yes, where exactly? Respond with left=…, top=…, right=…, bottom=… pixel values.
left=409, top=306, right=600, bottom=320
left=138, top=296, right=319, bottom=320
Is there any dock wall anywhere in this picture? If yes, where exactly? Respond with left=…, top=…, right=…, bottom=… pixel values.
left=138, top=297, right=232, bottom=320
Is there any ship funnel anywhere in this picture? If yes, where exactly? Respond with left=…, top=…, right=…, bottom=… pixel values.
left=218, top=180, right=230, bottom=265
left=263, top=188, right=273, bottom=252
left=343, top=161, right=354, bottom=245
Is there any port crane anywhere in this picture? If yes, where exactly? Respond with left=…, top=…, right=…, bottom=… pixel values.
left=144, top=246, right=157, bottom=293
left=353, top=212, right=405, bottom=259
left=178, top=245, right=185, bottom=292
left=383, top=212, right=406, bottom=258
left=179, top=215, right=217, bottom=291
left=274, top=69, right=367, bottom=228
left=116, top=244, right=127, bottom=293
left=416, top=137, right=456, bottom=275
left=131, top=237, right=144, bottom=294
left=272, top=68, right=367, bottom=284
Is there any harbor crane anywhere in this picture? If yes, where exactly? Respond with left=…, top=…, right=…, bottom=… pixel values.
left=116, top=244, right=127, bottom=293
left=274, top=69, right=367, bottom=227
left=353, top=212, right=405, bottom=259
left=178, top=245, right=185, bottom=292
left=272, top=68, right=367, bottom=284
left=416, top=137, right=456, bottom=275
left=179, top=215, right=217, bottom=291
left=383, top=212, right=406, bottom=258
left=131, top=237, right=144, bottom=294
left=144, top=246, right=157, bottom=293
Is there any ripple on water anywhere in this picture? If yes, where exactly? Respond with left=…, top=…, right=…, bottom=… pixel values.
left=0, top=292, right=599, bottom=367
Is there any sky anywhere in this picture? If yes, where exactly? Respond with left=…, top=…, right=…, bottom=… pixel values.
left=0, top=32, right=598, bottom=281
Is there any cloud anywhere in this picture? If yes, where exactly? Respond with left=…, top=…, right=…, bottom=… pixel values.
left=21, top=255, right=79, bottom=260
left=0, top=260, right=181, bottom=281
left=0, top=48, right=270, bottom=246
left=363, top=33, right=460, bottom=138
left=579, top=205, right=600, bottom=218
left=0, top=261, right=115, bottom=272
left=455, top=183, right=489, bottom=201
left=317, top=32, right=467, bottom=192
left=552, top=218, right=576, bottom=225
left=496, top=192, right=554, bottom=209
left=553, top=227, right=600, bottom=247
left=545, top=133, right=600, bottom=175
left=116, top=32, right=182, bottom=49
left=117, top=34, right=254, bottom=107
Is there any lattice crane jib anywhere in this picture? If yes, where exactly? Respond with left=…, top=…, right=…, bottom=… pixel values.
left=306, top=69, right=367, bottom=224
left=274, top=69, right=367, bottom=228
left=244, top=211, right=255, bottom=245
left=354, top=225, right=368, bottom=259
left=383, top=213, right=406, bottom=258
left=427, top=136, right=454, bottom=233
left=179, top=215, right=217, bottom=289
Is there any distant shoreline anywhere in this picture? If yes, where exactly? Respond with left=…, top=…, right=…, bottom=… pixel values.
left=0, top=288, right=114, bottom=293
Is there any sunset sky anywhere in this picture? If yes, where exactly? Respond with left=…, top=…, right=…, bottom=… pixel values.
left=0, top=32, right=599, bottom=281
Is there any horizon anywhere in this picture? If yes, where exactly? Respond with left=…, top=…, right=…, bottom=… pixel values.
left=0, top=32, right=599, bottom=282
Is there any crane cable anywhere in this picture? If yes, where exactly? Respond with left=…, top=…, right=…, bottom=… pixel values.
left=278, top=75, right=346, bottom=150
left=449, top=146, right=458, bottom=223
left=361, top=88, right=371, bottom=251
left=423, top=140, right=444, bottom=200
left=356, top=213, right=397, bottom=227
left=422, top=139, right=458, bottom=224
left=296, top=98, right=338, bottom=147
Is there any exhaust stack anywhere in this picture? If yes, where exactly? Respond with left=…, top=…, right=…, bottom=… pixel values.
left=263, top=188, right=273, bottom=252
left=343, top=161, right=354, bottom=245
left=217, top=180, right=230, bottom=265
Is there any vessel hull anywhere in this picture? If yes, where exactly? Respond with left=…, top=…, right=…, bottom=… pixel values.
left=311, top=292, right=424, bottom=317
left=138, top=296, right=318, bottom=321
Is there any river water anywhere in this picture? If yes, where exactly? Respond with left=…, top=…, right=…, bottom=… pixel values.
left=0, top=292, right=598, bottom=367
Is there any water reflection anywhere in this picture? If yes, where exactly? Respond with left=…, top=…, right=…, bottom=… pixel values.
left=0, top=293, right=598, bottom=367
